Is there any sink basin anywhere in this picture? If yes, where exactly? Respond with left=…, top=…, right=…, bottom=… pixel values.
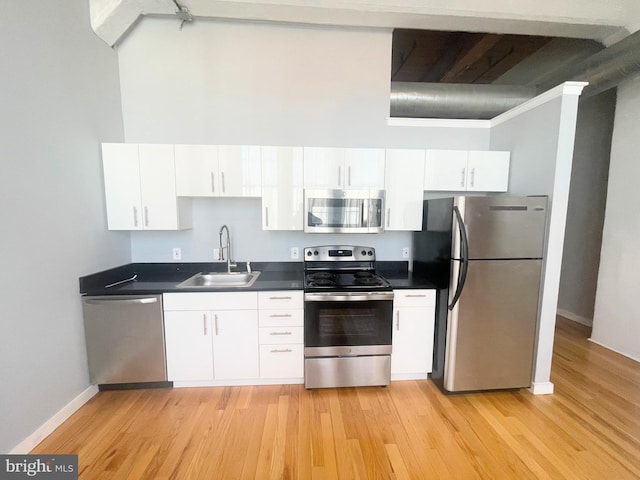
left=177, top=271, right=261, bottom=288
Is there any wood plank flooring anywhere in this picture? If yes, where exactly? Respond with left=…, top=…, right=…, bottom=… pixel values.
left=32, top=317, right=640, bottom=479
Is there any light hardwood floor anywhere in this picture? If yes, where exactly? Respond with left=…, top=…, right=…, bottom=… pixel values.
left=32, top=317, right=640, bottom=479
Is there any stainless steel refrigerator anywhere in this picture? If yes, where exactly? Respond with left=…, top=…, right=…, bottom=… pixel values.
left=413, top=195, right=548, bottom=392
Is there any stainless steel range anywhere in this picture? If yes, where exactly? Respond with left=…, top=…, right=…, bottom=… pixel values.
left=303, top=245, right=394, bottom=389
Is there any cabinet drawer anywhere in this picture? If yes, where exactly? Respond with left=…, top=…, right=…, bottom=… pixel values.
left=393, top=289, right=436, bottom=307
left=163, top=292, right=258, bottom=311
left=258, top=291, right=303, bottom=310
left=259, top=344, right=304, bottom=378
left=259, top=309, right=303, bottom=327
left=259, top=326, right=304, bottom=344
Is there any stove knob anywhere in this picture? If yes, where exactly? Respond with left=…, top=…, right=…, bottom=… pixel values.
left=306, top=250, right=313, bottom=257
left=367, top=250, right=373, bottom=256
left=314, top=250, right=319, bottom=256
left=361, top=250, right=367, bottom=256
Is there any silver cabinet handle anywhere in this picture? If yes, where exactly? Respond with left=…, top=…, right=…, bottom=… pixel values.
left=203, top=313, right=207, bottom=335
left=211, top=172, right=215, bottom=193
left=221, top=171, right=226, bottom=193
left=405, top=294, right=427, bottom=298
left=270, top=348, right=292, bottom=353
left=214, top=314, right=219, bottom=336
left=396, top=310, right=400, bottom=331
left=470, top=168, right=476, bottom=187
left=144, top=206, right=149, bottom=227
left=269, top=331, right=292, bottom=336
left=265, top=207, right=269, bottom=227
left=269, top=314, right=292, bottom=318
left=338, top=165, right=342, bottom=187
left=133, top=206, right=138, bottom=227
left=348, top=165, right=352, bottom=186
left=461, top=168, right=466, bottom=188
left=269, top=296, right=292, bottom=300
left=386, top=208, right=391, bottom=228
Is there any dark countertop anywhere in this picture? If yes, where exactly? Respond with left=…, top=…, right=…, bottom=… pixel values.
left=79, top=261, right=442, bottom=295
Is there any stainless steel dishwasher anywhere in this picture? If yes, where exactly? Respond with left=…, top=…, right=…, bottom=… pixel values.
left=82, top=294, right=168, bottom=386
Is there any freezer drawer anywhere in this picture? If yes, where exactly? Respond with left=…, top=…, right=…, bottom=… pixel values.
left=82, top=295, right=167, bottom=384
left=445, top=259, right=542, bottom=392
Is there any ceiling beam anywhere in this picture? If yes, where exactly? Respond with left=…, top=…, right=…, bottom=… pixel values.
left=440, top=34, right=502, bottom=82
left=89, top=0, right=631, bottom=47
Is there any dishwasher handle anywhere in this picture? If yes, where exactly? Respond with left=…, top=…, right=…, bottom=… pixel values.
left=84, top=297, right=158, bottom=305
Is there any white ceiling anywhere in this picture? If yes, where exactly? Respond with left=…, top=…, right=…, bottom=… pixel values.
left=90, top=0, right=640, bottom=47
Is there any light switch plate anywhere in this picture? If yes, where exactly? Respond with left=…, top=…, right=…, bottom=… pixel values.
left=173, top=248, right=182, bottom=260
left=291, top=247, right=299, bottom=260
left=402, top=247, right=410, bottom=259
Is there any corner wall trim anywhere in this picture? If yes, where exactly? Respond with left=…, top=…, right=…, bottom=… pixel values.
left=530, top=381, right=554, bottom=395
left=9, top=385, right=99, bottom=454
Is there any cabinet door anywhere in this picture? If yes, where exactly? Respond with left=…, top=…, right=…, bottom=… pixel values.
left=218, top=145, right=262, bottom=197
left=466, top=151, right=510, bottom=192
left=424, top=150, right=469, bottom=191
left=384, top=149, right=425, bottom=231
left=261, top=146, right=304, bottom=230
left=164, top=311, right=214, bottom=381
left=391, top=306, right=435, bottom=375
left=212, top=310, right=259, bottom=380
left=174, top=144, right=219, bottom=196
left=102, top=143, right=143, bottom=230
left=303, top=147, right=345, bottom=188
left=344, top=148, right=385, bottom=189
left=138, top=144, right=183, bottom=230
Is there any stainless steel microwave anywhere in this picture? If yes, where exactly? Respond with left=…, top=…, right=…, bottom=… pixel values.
left=304, top=189, right=384, bottom=233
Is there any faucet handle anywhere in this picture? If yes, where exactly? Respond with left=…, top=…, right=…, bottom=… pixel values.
left=246, top=261, right=251, bottom=273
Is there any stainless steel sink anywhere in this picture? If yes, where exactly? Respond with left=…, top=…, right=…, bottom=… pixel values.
left=177, top=271, right=261, bottom=288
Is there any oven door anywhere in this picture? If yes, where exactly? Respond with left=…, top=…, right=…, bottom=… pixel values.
left=304, top=292, right=393, bottom=356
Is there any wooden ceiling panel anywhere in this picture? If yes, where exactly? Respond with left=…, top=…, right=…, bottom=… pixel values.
left=391, top=29, right=553, bottom=84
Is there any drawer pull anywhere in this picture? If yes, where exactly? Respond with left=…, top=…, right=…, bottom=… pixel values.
left=269, top=314, right=292, bottom=318
left=405, top=294, right=427, bottom=298
left=270, top=348, right=292, bottom=353
left=269, top=331, right=292, bottom=336
left=269, top=296, right=292, bottom=300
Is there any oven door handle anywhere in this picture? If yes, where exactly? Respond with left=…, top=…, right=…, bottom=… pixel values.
left=304, top=292, right=394, bottom=302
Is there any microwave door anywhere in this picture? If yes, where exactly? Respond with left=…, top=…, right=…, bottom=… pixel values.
left=368, top=197, right=384, bottom=232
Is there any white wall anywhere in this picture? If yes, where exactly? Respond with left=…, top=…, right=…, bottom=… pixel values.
left=116, top=18, right=490, bottom=262
left=489, top=85, right=584, bottom=392
left=0, top=1, right=128, bottom=453
left=557, top=91, right=615, bottom=326
left=592, top=74, right=640, bottom=362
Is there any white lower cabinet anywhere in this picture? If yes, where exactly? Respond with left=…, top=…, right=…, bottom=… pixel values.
left=391, top=289, right=436, bottom=379
left=163, top=292, right=258, bottom=383
left=258, top=291, right=304, bottom=380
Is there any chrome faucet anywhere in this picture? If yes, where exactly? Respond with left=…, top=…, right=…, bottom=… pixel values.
left=218, top=224, right=237, bottom=273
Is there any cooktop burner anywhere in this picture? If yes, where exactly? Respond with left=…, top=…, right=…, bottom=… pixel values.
left=303, top=245, right=392, bottom=292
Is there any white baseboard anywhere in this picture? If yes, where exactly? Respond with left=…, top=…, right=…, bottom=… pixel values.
left=529, top=381, right=554, bottom=395
left=10, top=385, right=99, bottom=454
left=588, top=338, right=640, bottom=363
left=557, top=309, right=592, bottom=327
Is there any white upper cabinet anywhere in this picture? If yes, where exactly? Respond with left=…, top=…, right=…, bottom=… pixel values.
left=424, top=149, right=510, bottom=192
left=466, top=150, right=510, bottom=192
left=261, top=146, right=304, bottom=231
left=343, top=148, right=386, bottom=189
left=303, top=147, right=385, bottom=189
left=218, top=145, right=262, bottom=197
left=384, top=149, right=426, bottom=231
left=174, top=144, right=261, bottom=197
left=174, top=144, right=218, bottom=196
left=102, top=143, right=191, bottom=230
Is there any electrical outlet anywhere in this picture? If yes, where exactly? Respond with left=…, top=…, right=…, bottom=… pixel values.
left=172, top=248, right=182, bottom=260
left=213, top=248, right=221, bottom=260
left=402, top=247, right=410, bottom=259
left=290, top=247, right=299, bottom=260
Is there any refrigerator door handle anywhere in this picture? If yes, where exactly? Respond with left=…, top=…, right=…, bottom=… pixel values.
left=449, top=206, right=470, bottom=310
